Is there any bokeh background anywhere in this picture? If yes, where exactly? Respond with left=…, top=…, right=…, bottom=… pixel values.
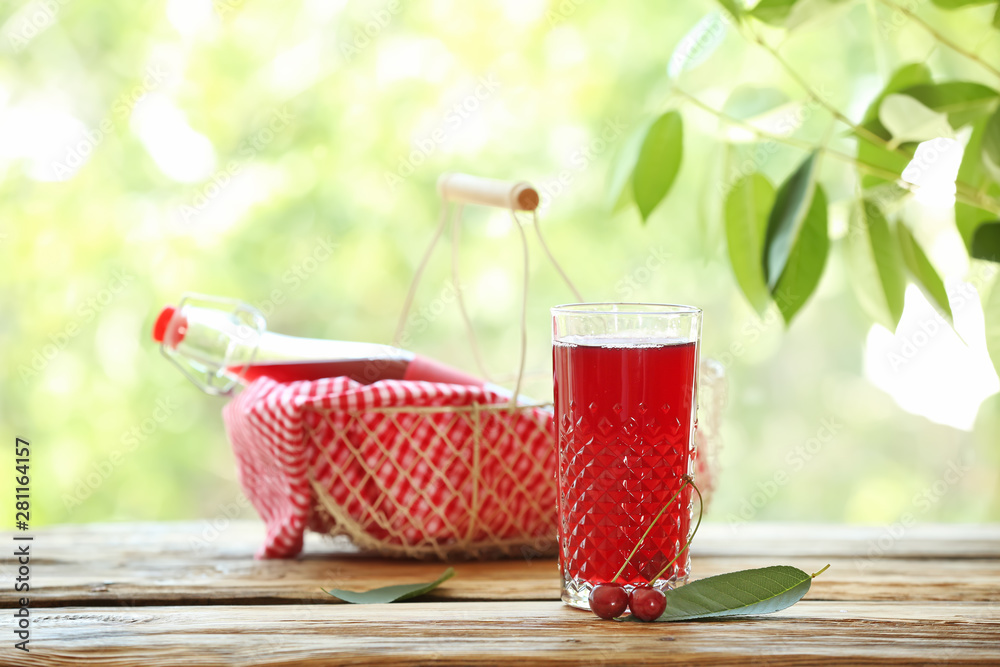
left=2, top=0, right=998, bottom=529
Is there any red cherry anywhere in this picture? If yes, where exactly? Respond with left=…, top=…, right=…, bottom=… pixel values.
left=629, top=586, right=666, bottom=622
left=589, top=584, right=629, bottom=619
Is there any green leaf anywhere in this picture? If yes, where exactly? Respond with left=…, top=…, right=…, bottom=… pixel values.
left=972, top=221, right=1000, bottom=262
left=857, top=137, right=911, bottom=190
left=667, top=12, right=729, bottom=79
left=955, top=116, right=1000, bottom=249
left=899, top=82, right=1000, bottom=130
left=716, top=0, right=744, bottom=20
left=958, top=115, right=993, bottom=186
left=719, top=87, right=804, bottom=144
left=763, top=152, right=819, bottom=288
left=606, top=117, right=655, bottom=211
left=897, top=223, right=954, bottom=323
left=722, top=85, right=790, bottom=122
left=985, top=275, right=1000, bottom=376
left=858, top=79, right=998, bottom=141
left=994, top=2, right=1000, bottom=28
left=771, top=184, right=830, bottom=324
left=322, top=567, right=455, bottom=604
left=879, top=94, right=954, bottom=147
left=748, top=0, right=848, bottom=28
left=957, top=203, right=998, bottom=250
left=725, top=172, right=776, bottom=314
left=624, top=565, right=826, bottom=622
left=857, top=64, right=931, bottom=188
left=632, top=111, right=684, bottom=223
left=846, top=200, right=907, bottom=330
left=982, top=105, right=1000, bottom=182
left=930, top=0, right=994, bottom=7
left=749, top=0, right=799, bottom=25
left=863, top=64, right=934, bottom=129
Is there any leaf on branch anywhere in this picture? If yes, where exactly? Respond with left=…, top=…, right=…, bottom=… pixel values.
left=856, top=139, right=909, bottom=190
left=723, top=86, right=790, bottom=121
left=763, top=152, right=818, bottom=287
left=863, top=64, right=933, bottom=134
left=770, top=184, right=829, bottom=325
left=322, top=567, right=456, bottom=604
left=632, top=111, right=684, bottom=223
left=716, top=0, right=745, bottom=21
left=749, top=0, right=849, bottom=29
left=749, top=0, right=800, bottom=24
left=955, top=116, right=1000, bottom=249
left=721, top=86, right=805, bottom=143
left=897, top=223, right=954, bottom=324
left=846, top=200, right=907, bottom=331
left=958, top=203, right=999, bottom=250
left=898, top=82, right=1000, bottom=130
left=972, top=221, right=1000, bottom=262
left=858, top=78, right=998, bottom=143
left=857, top=63, right=931, bottom=188
left=606, top=117, right=655, bottom=212
left=668, top=11, right=729, bottom=79
left=725, top=172, right=776, bottom=314
left=621, top=565, right=826, bottom=622
left=879, top=94, right=955, bottom=148
left=982, top=105, right=1000, bottom=183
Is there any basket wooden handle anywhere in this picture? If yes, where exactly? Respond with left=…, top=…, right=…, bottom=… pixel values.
left=437, top=173, right=539, bottom=211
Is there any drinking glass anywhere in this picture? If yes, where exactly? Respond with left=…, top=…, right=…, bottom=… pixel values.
left=551, top=303, right=702, bottom=609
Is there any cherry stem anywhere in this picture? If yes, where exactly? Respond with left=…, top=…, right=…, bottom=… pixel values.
left=811, top=564, right=831, bottom=578
left=611, top=478, right=691, bottom=584
left=651, top=475, right=704, bottom=583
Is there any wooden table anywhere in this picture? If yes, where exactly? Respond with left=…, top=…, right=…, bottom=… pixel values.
left=3, top=522, right=999, bottom=665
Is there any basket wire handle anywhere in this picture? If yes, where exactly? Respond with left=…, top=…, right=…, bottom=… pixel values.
left=450, top=203, right=494, bottom=383
left=392, top=203, right=450, bottom=348
left=527, top=208, right=582, bottom=302
left=394, top=173, right=582, bottom=406
left=500, top=210, right=526, bottom=407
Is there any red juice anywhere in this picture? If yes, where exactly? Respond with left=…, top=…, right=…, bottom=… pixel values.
left=553, top=338, right=697, bottom=591
left=231, top=359, right=409, bottom=384
left=229, top=354, right=485, bottom=387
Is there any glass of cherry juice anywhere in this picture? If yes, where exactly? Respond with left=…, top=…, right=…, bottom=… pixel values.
left=552, top=303, right=702, bottom=610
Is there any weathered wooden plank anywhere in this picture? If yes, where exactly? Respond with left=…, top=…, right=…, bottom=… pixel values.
left=17, top=601, right=1000, bottom=666
left=697, top=523, right=1000, bottom=559
left=11, top=521, right=1000, bottom=560
left=3, top=522, right=998, bottom=607
left=10, top=553, right=1000, bottom=607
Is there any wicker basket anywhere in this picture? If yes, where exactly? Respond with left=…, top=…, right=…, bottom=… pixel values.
left=297, top=174, right=568, bottom=559
left=305, top=401, right=558, bottom=560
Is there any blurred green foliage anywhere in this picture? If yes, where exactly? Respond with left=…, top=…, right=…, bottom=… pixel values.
left=1, top=0, right=998, bottom=530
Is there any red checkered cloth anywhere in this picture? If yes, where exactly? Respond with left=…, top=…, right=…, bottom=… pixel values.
left=223, top=376, right=557, bottom=559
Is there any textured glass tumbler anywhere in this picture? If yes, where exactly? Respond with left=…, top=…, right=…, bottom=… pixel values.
left=552, top=303, right=702, bottom=610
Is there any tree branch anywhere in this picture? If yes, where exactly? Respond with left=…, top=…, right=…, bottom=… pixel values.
left=875, top=0, right=1000, bottom=80
left=672, top=87, right=1000, bottom=214
left=733, top=24, right=1000, bottom=214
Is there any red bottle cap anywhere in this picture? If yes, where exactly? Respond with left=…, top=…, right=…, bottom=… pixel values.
left=152, top=305, right=187, bottom=346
